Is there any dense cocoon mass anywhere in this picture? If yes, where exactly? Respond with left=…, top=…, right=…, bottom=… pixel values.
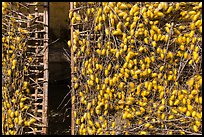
left=69, top=2, right=202, bottom=135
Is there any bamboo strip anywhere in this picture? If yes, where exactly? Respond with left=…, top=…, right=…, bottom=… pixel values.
left=70, top=2, right=75, bottom=135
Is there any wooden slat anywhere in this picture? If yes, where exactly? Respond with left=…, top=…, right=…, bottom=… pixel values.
left=28, top=45, right=44, bottom=48
left=37, top=78, right=44, bottom=81
left=30, top=64, right=44, bottom=67
left=37, top=109, right=43, bottom=113
left=31, top=109, right=43, bottom=113
left=28, top=38, right=48, bottom=41
left=29, top=70, right=41, bottom=73
left=31, top=94, right=43, bottom=97
left=42, top=2, right=48, bottom=135
left=70, top=2, right=75, bottom=135
left=33, top=103, right=43, bottom=105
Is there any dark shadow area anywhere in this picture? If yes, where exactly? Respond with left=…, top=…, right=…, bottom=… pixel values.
left=48, top=78, right=71, bottom=135
left=48, top=2, right=71, bottom=135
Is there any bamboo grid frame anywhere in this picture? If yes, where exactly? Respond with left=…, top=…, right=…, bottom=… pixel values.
left=25, top=2, right=49, bottom=134
left=2, top=2, right=49, bottom=135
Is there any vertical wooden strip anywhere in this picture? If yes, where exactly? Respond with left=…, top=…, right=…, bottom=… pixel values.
left=42, top=2, right=49, bottom=134
left=34, top=5, right=39, bottom=120
left=70, top=2, right=75, bottom=135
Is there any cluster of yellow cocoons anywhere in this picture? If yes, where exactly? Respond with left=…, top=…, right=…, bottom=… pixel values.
left=69, top=2, right=202, bottom=135
left=2, top=2, right=202, bottom=135
left=2, top=2, right=37, bottom=135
